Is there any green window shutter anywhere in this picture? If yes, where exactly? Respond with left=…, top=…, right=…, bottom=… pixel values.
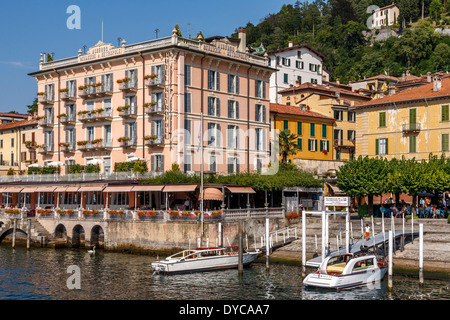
left=322, top=124, right=327, bottom=138
left=320, top=140, right=323, bottom=151
left=442, top=105, right=449, bottom=122
left=409, top=136, right=416, bottom=153
left=283, top=120, right=289, bottom=131
left=308, top=139, right=311, bottom=151
left=375, top=139, right=379, bottom=155
left=326, top=140, right=329, bottom=152
left=315, top=139, right=318, bottom=151
left=442, top=134, right=449, bottom=151
left=409, top=108, right=416, bottom=124
left=385, top=138, right=389, bottom=154
left=310, top=123, right=315, bottom=137
left=297, top=138, right=302, bottom=150
left=297, top=122, right=302, bottom=135
left=379, top=112, right=386, bottom=127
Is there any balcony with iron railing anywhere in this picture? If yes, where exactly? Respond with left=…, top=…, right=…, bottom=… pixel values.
left=38, top=145, right=54, bottom=154
left=77, top=139, right=106, bottom=152
left=145, top=76, right=164, bottom=88
left=59, top=114, right=76, bottom=125
left=145, top=135, right=164, bottom=147
left=118, top=80, right=138, bottom=93
left=37, top=94, right=54, bottom=105
left=333, top=139, right=355, bottom=149
left=118, top=137, right=137, bottom=148
left=60, top=143, right=76, bottom=153
left=402, top=123, right=421, bottom=133
left=95, top=84, right=113, bottom=97
left=145, top=102, right=164, bottom=116
left=60, top=91, right=77, bottom=102
left=37, top=117, right=54, bottom=127
left=118, top=106, right=137, bottom=118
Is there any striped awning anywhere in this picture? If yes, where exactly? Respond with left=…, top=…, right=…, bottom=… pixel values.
left=20, top=187, right=37, bottom=193
left=35, top=186, right=57, bottom=192
left=226, top=186, right=256, bottom=194
left=65, top=186, right=80, bottom=192
left=203, top=188, right=223, bottom=201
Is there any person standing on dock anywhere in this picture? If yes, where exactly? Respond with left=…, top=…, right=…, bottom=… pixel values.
left=365, top=224, right=371, bottom=241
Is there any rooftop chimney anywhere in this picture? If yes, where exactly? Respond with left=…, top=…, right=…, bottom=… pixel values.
left=238, top=28, right=246, bottom=53
left=336, top=78, right=340, bottom=85
left=288, top=41, right=293, bottom=48
left=295, top=80, right=300, bottom=86
left=389, top=85, right=397, bottom=95
left=433, top=75, right=442, bottom=92
left=427, top=72, right=431, bottom=83
left=406, top=70, right=411, bottom=76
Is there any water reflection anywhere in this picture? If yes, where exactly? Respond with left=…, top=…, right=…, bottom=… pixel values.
left=0, top=246, right=448, bottom=300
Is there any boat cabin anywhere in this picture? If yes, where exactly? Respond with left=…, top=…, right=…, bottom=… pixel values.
left=320, top=254, right=379, bottom=275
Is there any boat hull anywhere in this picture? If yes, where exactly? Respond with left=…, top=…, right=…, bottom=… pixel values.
left=303, top=267, right=387, bottom=290
left=152, top=252, right=260, bottom=274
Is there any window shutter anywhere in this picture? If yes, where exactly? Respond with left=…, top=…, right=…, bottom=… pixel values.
left=216, top=98, right=220, bottom=116
left=236, top=127, right=239, bottom=149
left=297, top=122, right=302, bottom=135
left=236, top=76, right=239, bottom=95
left=322, top=124, right=327, bottom=138
left=228, top=100, right=232, bottom=118
left=283, top=120, right=288, bottom=131
left=297, top=138, right=302, bottom=150
left=385, top=138, right=389, bottom=154
left=216, top=71, right=220, bottom=91
left=326, top=140, right=330, bottom=152
left=308, top=139, right=311, bottom=151
left=228, top=75, right=232, bottom=93
left=320, top=140, right=323, bottom=151
left=263, top=129, right=266, bottom=151
left=375, top=139, right=379, bottom=155
left=236, top=101, right=239, bottom=119
left=315, top=139, right=318, bottom=152
left=443, top=134, right=449, bottom=151
left=442, top=105, right=449, bottom=122
left=262, top=105, right=266, bottom=123
left=262, top=81, right=266, bottom=99
left=310, top=123, right=315, bottom=137
left=409, top=108, right=416, bottom=124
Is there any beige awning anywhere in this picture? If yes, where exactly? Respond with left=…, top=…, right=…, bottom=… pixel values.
left=20, top=187, right=37, bottom=193
left=203, top=188, right=223, bottom=201
left=226, top=186, right=256, bottom=194
left=78, top=185, right=106, bottom=192
left=163, top=184, right=198, bottom=192
left=104, top=185, right=134, bottom=193
left=55, top=186, right=68, bottom=192
left=3, top=187, right=24, bottom=193
left=35, top=186, right=57, bottom=192
left=132, top=185, right=164, bottom=192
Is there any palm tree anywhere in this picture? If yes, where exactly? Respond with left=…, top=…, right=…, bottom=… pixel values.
left=279, top=129, right=300, bottom=164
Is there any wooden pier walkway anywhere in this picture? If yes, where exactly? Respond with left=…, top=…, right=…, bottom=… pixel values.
left=306, top=230, right=420, bottom=267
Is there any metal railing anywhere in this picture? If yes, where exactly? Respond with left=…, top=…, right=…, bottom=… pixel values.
left=402, top=123, right=421, bottom=132
left=223, top=207, right=285, bottom=221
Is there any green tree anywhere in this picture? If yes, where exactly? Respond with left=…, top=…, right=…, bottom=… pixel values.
left=430, top=0, right=443, bottom=22
left=433, top=43, right=450, bottom=70
left=278, top=129, right=300, bottom=164
left=27, top=97, right=38, bottom=115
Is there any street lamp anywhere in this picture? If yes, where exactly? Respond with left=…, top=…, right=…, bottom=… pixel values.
left=155, top=29, right=159, bottom=39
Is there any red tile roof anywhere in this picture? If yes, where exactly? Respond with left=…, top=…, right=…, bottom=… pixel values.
left=352, top=77, right=450, bottom=109
left=270, top=103, right=335, bottom=121
left=0, top=119, right=37, bottom=130
left=266, top=44, right=326, bottom=60
left=278, top=82, right=372, bottom=100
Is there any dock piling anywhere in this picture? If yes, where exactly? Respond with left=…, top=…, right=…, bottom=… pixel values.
left=388, top=230, right=393, bottom=292
left=27, top=219, right=31, bottom=250
left=12, top=219, right=17, bottom=249
left=302, top=209, right=306, bottom=278
left=419, top=223, right=424, bottom=286
left=265, top=218, right=270, bottom=271
left=238, top=220, right=243, bottom=275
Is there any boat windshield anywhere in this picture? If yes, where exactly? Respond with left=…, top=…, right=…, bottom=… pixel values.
left=352, top=257, right=375, bottom=272
left=325, top=254, right=352, bottom=275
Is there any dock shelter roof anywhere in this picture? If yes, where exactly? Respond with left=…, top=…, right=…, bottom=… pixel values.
left=35, top=186, right=57, bottom=192
left=3, top=186, right=23, bottom=193
left=103, top=186, right=134, bottom=193
left=20, top=187, right=37, bottom=193
left=78, top=185, right=106, bottom=192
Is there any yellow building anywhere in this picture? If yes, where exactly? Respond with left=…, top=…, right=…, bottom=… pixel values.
left=278, top=82, right=371, bottom=160
left=352, top=75, right=450, bottom=160
left=0, top=118, right=39, bottom=175
left=270, top=103, right=335, bottom=162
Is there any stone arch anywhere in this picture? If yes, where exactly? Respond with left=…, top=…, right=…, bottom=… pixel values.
left=71, top=224, right=86, bottom=248
left=0, top=228, right=27, bottom=244
left=90, top=225, right=105, bottom=249
left=54, top=224, right=68, bottom=244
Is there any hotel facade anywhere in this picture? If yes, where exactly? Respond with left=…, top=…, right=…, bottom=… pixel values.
left=28, top=28, right=275, bottom=176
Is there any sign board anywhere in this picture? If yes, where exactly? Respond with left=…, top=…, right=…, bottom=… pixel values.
left=301, top=199, right=313, bottom=208
left=78, top=41, right=124, bottom=63
left=324, top=196, right=350, bottom=207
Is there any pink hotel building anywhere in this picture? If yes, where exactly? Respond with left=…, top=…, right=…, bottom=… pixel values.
left=29, top=28, right=275, bottom=176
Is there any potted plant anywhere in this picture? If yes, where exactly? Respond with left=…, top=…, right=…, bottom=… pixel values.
left=59, top=142, right=70, bottom=147
left=57, top=113, right=67, bottom=119
left=118, top=136, right=130, bottom=143
left=77, top=110, right=90, bottom=116
left=169, top=210, right=179, bottom=217
left=37, top=92, right=47, bottom=96
left=77, top=140, right=89, bottom=146
left=59, top=88, right=69, bottom=93
left=117, top=105, right=130, bottom=112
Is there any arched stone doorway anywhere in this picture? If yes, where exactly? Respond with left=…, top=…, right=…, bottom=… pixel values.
left=90, top=225, right=105, bottom=249
left=71, top=225, right=85, bottom=248
left=54, top=224, right=68, bottom=245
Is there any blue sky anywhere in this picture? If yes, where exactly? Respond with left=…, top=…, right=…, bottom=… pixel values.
left=0, top=0, right=296, bottom=114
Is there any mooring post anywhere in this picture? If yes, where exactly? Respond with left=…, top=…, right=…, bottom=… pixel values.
left=238, top=220, right=244, bottom=275
left=402, top=212, right=405, bottom=252
left=265, top=218, right=270, bottom=271
left=27, top=219, right=31, bottom=250
left=302, top=209, right=306, bottom=278
left=419, top=223, right=424, bottom=286
left=345, top=208, right=350, bottom=254
left=382, top=211, right=386, bottom=256
left=371, top=215, right=376, bottom=252
left=388, top=230, right=393, bottom=292
left=411, top=207, right=414, bottom=244
left=321, top=211, right=326, bottom=263
left=12, top=219, right=17, bottom=249
left=218, top=222, right=223, bottom=247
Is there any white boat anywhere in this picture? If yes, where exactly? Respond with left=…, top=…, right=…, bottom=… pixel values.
left=303, top=253, right=388, bottom=290
left=151, top=246, right=260, bottom=274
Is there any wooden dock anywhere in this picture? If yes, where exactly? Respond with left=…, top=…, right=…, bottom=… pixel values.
left=306, top=230, right=420, bottom=267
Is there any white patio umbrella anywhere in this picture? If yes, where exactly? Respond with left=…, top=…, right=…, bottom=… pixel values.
left=48, top=161, right=64, bottom=166
left=87, top=159, right=103, bottom=165
left=28, top=163, right=43, bottom=168
left=126, top=157, right=146, bottom=162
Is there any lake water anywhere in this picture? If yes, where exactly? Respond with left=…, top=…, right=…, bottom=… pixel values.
left=0, top=246, right=448, bottom=301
